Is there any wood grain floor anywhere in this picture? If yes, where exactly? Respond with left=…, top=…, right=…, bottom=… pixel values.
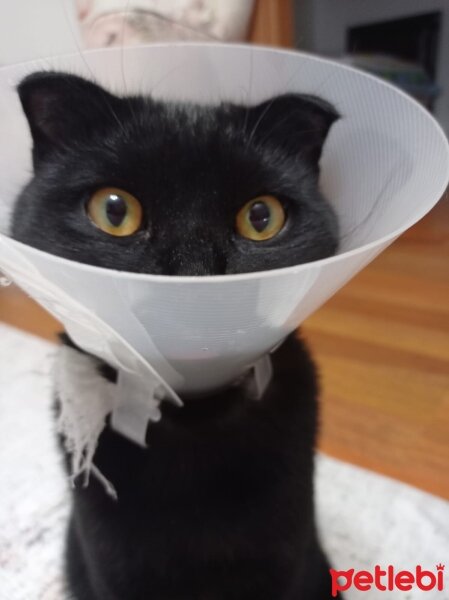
left=1, top=195, right=448, bottom=499
left=304, top=194, right=449, bottom=500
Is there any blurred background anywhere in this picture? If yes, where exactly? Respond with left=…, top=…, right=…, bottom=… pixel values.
left=0, top=0, right=448, bottom=499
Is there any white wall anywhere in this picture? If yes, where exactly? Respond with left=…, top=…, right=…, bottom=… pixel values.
left=295, top=0, right=449, bottom=132
left=0, top=0, right=80, bottom=64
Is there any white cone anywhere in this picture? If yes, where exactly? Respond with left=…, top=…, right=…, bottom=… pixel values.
left=0, top=43, right=448, bottom=400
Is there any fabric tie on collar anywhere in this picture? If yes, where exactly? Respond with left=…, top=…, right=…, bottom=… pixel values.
left=55, top=343, right=273, bottom=496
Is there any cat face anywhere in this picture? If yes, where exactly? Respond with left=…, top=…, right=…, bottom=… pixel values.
left=12, top=72, right=339, bottom=275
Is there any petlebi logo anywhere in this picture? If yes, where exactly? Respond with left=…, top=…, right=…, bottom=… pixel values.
left=330, top=564, right=445, bottom=597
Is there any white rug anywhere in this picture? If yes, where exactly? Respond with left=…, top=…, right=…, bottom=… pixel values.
left=0, top=322, right=447, bottom=599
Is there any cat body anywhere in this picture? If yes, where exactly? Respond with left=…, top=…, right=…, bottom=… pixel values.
left=62, top=333, right=335, bottom=600
left=12, top=72, right=341, bottom=599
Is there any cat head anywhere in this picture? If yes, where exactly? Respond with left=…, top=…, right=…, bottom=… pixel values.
left=12, top=72, right=339, bottom=275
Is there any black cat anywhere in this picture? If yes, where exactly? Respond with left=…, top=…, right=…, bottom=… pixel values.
left=12, top=72, right=341, bottom=599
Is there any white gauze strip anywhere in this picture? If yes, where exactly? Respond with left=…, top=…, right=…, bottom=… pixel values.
left=54, top=345, right=118, bottom=498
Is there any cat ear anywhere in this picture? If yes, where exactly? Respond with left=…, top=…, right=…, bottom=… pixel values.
left=246, top=93, right=339, bottom=166
left=18, top=72, right=123, bottom=165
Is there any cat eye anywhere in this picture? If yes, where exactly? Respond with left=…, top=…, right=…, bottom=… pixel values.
left=87, top=187, right=143, bottom=236
left=236, top=196, right=285, bottom=241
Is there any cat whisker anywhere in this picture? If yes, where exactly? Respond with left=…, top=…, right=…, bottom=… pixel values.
left=246, top=96, right=280, bottom=148
left=339, top=164, right=401, bottom=244
left=147, top=61, right=190, bottom=98
left=247, top=102, right=333, bottom=151
left=242, top=50, right=255, bottom=139
left=59, top=0, right=129, bottom=136
left=61, top=0, right=98, bottom=85
left=119, top=0, right=132, bottom=98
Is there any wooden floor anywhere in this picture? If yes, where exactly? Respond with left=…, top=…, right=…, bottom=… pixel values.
left=1, top=194, right=448, bottom=500
left=305, top=194, right=449, bottom=500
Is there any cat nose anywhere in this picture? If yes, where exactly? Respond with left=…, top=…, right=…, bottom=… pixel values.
left=161, top=244, right=227, bottom=276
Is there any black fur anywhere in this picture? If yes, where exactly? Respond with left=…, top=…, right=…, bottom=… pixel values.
left=62, top=333, right=337, bottom=600
left=12, top=72, right=339, bottom=274
left=12, top=72, right=341, bottom=599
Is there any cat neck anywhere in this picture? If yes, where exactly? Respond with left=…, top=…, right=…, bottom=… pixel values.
left=55, top=335, right=273, bottom=495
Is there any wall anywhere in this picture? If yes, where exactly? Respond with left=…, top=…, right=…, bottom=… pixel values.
left=295, top=0, right=449, bottom=133
left=0, top=0, right=81, bottom=64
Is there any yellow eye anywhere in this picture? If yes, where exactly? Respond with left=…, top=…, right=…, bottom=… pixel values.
left=87, top=187, right=143, bottom=236
left=236, top=195, right=285, bottom=241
